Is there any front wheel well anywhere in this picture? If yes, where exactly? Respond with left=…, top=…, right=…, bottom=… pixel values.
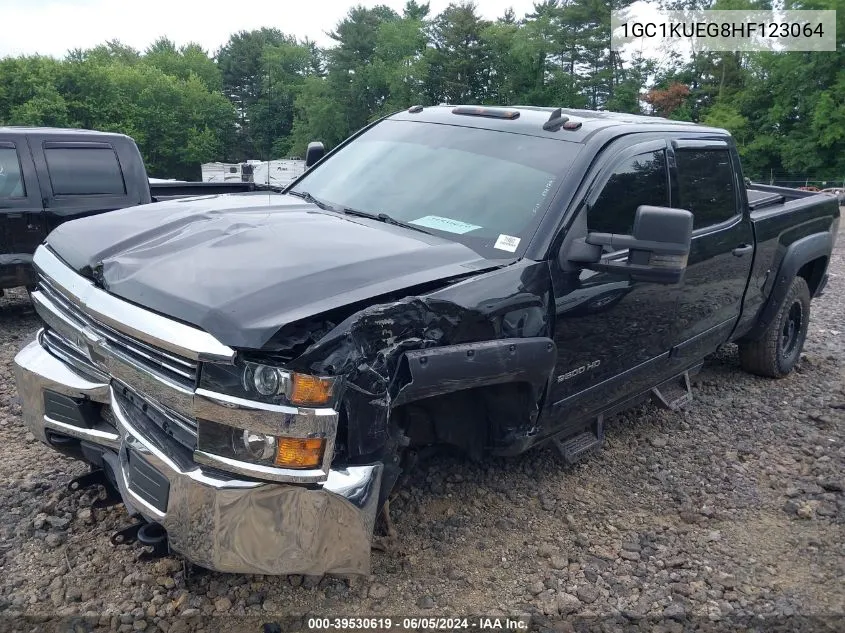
left=391, top=382, right=539, bottom=460
left=796, top=256, right=828, bottom=297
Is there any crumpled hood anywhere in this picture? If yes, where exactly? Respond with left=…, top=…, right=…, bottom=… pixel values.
left=45, top=192, right=496, bottom=349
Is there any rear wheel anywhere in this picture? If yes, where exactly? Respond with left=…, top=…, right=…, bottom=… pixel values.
left=739, top=276, right=811, bottom=377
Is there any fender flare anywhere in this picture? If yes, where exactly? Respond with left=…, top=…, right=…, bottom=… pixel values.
left=744, top=231, right=832, bottom=341
left=392, top=337, right=557, bottom=407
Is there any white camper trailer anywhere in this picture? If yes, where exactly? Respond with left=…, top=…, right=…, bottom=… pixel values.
left=251, top=159, right=306, bottom=189
left=201, top=162, right=247, bottom=183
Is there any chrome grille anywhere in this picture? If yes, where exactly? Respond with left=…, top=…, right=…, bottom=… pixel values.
left=37, top=276, right=198, bottom=390
left=113, top=382, right=198, bottom=452
left=41, top=328, right=101, bottom=378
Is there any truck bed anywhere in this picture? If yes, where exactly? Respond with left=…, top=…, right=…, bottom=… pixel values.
left=746, top=183, right=839, bottom=233
left=746, top=182, right=822, bottom=211
left=736, top=182, right=840, bottom=340
left=148, top=181, right=257, bottom=202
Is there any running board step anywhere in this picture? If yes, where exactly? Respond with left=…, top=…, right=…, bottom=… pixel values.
left=554, top=415, right=604, bottom=465
left=651, top=370, right=693, bottom=411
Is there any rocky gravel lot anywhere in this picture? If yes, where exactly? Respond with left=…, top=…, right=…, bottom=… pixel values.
left=0, top=221, right=843, bottom=633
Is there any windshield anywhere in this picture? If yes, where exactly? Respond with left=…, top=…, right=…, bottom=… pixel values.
left=289, top=120, right=582, bottom=258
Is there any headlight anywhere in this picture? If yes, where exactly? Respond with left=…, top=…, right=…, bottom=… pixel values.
left=242, top=429, right=277, bottom=460
left=200, top=360, right=338, bottom=407
left=196, top=359, right=337, bottom=472
left=246, top=364, right=288, bottom=396
left=197, top=420, right=326, bottom=470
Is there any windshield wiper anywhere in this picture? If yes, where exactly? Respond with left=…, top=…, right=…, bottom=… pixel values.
left=289, top=193, right=434, bottom=236
left=341, top=207, right=433, bottom=236
left=287, top=190, right=335, bottom=211
left=254, top=182, right=285, bottom=193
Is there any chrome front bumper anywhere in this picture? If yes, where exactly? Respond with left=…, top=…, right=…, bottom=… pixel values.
left=15, top=339, right=382, bottom=576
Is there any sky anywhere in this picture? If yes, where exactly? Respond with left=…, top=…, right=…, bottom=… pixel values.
left=0, top=0, right=542, bottom=58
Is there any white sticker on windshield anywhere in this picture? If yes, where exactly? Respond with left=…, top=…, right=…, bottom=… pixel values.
left=409, top=215, right=482, bottom=234
left=494, top=234, right=520, bottom=252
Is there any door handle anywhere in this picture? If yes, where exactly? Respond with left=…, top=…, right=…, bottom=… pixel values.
left=732, top=244, right=753, bottom=257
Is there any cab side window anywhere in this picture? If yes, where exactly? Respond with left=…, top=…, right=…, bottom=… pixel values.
left=674, top=149, right=738, bottom=229
left=588, top=150, right=669, bottom=235
left=44, top=146, right=126, bottom=196
left=0, top=147, right=26, bottom=198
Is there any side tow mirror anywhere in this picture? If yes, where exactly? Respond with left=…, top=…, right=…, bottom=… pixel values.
left=305, top=141, right=325, bottom=168
left=567, top=205, right=693, bottom=284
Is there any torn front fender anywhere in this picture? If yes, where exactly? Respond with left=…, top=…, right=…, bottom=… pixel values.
left=393, top=337, right=557, bottom=407
left=285, top=296, right=478, bottom=456
left=275, top=260, right=555, bottom=460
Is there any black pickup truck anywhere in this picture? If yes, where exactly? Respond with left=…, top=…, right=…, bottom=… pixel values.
left=0, top=126, right=254, bottom=291
left=14, top=106, right=840, bottom=576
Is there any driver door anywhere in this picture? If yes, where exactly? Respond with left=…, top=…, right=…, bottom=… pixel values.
left=545, top=139, right=679, bottom=434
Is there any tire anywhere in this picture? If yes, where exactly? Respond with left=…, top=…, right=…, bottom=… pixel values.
left=739, top=276, right=811, bottom=378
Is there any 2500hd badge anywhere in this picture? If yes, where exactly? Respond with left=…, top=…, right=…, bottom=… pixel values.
left=558, top=359, right=601, bottom=382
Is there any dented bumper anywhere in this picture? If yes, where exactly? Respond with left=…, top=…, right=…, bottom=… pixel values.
left=15, top=338, right=382, bottom=575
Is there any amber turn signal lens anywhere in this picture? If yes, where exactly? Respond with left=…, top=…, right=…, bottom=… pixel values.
left=274, top=438, right=325, bottom=469
left=290, top=374, right=334, bottom=406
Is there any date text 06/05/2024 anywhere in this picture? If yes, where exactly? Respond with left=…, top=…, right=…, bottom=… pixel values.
left=305, top=617, right=530, bottom=630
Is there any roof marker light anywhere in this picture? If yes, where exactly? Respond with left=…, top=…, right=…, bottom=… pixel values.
left=408, top=105, right=424, bottom=113
left=451, top=106, right=520, bottom=120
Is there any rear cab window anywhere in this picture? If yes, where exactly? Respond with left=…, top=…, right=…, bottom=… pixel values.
left=43, top=143, right=126, bottom=196
left=674, top=148, right=739, bottom=229
left=0, top=144, right=26, bottom=199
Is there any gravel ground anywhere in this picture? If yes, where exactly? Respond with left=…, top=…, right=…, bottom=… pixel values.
left=0, top=220, right=843, bottom=633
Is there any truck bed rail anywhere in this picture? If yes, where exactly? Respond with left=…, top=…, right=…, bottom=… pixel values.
left=149, top=181, right=257, bottom=202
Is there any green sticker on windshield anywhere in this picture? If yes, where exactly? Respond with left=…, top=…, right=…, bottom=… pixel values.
left=409, top=215, right=482, bottom=234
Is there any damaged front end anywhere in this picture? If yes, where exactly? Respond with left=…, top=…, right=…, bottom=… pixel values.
left=265, top=258, right=559, bottom=499
left=16, top=247, right=381, bottom=576
left=16, top=243, right=557, bottom=575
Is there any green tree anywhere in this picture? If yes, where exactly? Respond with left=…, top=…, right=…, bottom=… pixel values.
left=144, top=37, right=221, bottom=90
left=0, top=49, right=236, bottom=180
left=3, top=0, right=842, bottom=185
left=216, top=28, right=296, bottom=159
left=372, top=4, right=431, bottom=115
left=425, top=2, right=492, bottom=104
left=326, top=5, right=403, bottom=132
left=0, top=56, right=66, bottom=123
left=8, top=86, right=69, bottom=127
left=288, top=76, right=351, bottom=155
